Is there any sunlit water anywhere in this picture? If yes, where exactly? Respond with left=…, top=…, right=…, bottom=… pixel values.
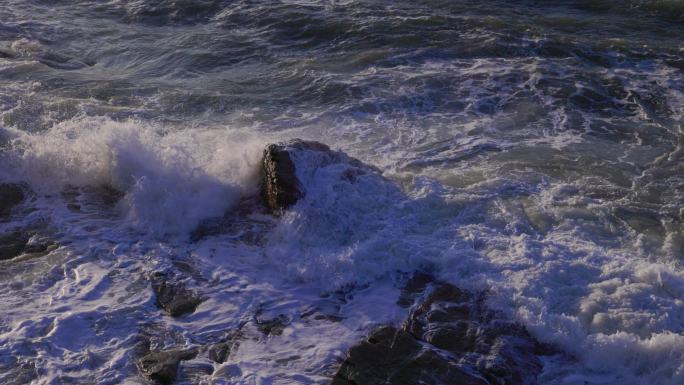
left=0, top=1, right=683, bottom=384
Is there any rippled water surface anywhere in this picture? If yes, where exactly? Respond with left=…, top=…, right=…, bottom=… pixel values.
left=0, top=1, right=683, bottom=384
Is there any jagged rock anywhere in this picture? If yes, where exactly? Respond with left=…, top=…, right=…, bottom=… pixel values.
left=137, top=348, right=198, bottom=385
left=150, top=272, right=203, bottom=317
left=405, top=283, right=544, bottom=385
left=333, top=276, right=546, bottom=385
left=0, top=183, right=24, bottom=218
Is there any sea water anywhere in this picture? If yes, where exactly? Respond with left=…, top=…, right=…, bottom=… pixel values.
left=0, top=1, right=683, bottom=384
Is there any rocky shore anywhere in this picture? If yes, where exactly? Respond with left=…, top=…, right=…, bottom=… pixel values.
left=1, top=141, right=550, bottom=384
left=260, top=140, right=548, bottom=385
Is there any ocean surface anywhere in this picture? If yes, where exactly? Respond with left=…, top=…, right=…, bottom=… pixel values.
left=0, top=1, right=683, bottom=384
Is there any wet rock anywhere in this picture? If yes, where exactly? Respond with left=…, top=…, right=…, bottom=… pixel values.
left=150, top=272, right=203, bottom=317
left=301, top=298, right=345, bottom=323
left=206, top=330, right=242, bottom=364
left=207, top=342, right=232, bottom=364
left=405, top=283, right=543, bottom=385
left=90, top=184, right=124, bottom=207
left=333, top=280, right=546, bottom=385
left=61, top=184, right=124, bottom=213
left=255, top=313, right=290, bottom=336
left=0, top=356, right=37, bottom=385
left=260, top=139, right=335, bottom=213
left=0, top=232, right=29, bottom=261
left=213, top=364, right=243, bottom=380
left=190, top=196, right=272, bottom=243
left=396, top=271, right=436, bottom=308
left=0, top=48, right=17, bottom=59
left=175, top=361, right=215, bottom=383
left=0, top=231, right=55, bottom=261
left=0, top=183, right=24, bottom=218
left=332, top=326, right=488, bottom=385
left=260, top=139, right=382, bottom=214
left=137, top=348, right=198, bottom=385
left=261, top=141, right=307, bottom=213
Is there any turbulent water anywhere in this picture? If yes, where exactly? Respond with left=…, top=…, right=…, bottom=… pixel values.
left=0, top=0, right=683, bottom=384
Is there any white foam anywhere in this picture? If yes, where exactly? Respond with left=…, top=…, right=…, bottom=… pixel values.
left=0, top=117, right=264, bottom=235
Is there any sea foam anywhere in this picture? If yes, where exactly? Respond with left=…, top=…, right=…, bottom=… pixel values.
left=0, top=117, right=263, bottom=235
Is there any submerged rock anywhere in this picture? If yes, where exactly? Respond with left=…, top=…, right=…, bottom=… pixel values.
left=0, top=357, right=37, bottom=385
left=138, top=348, right=198, bottom=385
left=61, top=184, right=124, bottom=213
left=333, top=276, right=546, bottom=385
left=255, top=313, right=290, bottom=336
left=206, top=330, right=242, bottom=364
left=0, top=183, right=25, bottom=218
left=150, top=272, right=203, bottom=317
left=396, top=270, right=436, bottom=308
left=190, top=195, right=272, bottom=243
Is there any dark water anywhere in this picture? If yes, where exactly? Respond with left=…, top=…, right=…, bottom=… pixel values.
left=0, top=1, right=683, bottom=384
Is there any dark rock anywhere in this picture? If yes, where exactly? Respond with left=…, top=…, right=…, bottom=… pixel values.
left=255, top=313, right=290, bottom=336
left=301, top=298, right=345, bottom=323
left=260, top=139, right=334, bottom=214
left=61, top=184, right=124, bottom=213
left=332, top=326, right=488, bottom=385
left=403, top=283, right=474, bottom=340
left=0, top=230, right=57, bottom=261
left=261, top=142, right=304, bottom=213
left=260, top=139, right=384, bottom=214
left=0, top=183, right=24, bottom=218
left=137, top=348, right=198, bottom=385
left=0, top=49, right=17, bottom=59
left=207, top=342, right=232, bottom=364
left=397, top=271, right=436, bottom=308
left=0, top=231, right=29, bottom=261
left=91, top=184, right=124, bottom=207
left=405, top=283, right=543, bottom=385
left=333, top=281, right=546, bottom=385
left=206, top=330, right=242, bottom=364
left=150, top=272, right=203, bottom=317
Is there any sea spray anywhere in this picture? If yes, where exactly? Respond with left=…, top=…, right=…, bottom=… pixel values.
left=0, top=117, right=264, bottom=235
